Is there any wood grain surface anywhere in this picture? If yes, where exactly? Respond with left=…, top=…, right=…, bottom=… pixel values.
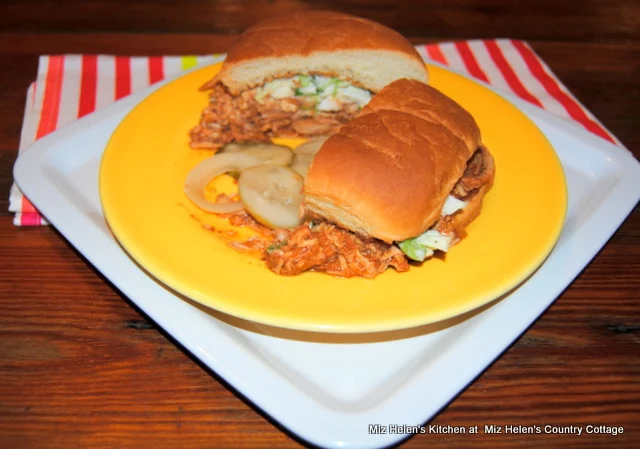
left=0, top=1, right=639, bottom=448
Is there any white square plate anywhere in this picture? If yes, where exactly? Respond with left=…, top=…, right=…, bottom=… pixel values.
left=14, top=66, right=640, bottom=449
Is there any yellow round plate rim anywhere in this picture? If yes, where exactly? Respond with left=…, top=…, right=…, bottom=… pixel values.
left=100, top=63, right=567, bottom=334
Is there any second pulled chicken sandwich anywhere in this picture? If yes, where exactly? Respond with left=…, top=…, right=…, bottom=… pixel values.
left=189, top=11, right=429, bottom=149
left=265, top=79, right=495, bottom=278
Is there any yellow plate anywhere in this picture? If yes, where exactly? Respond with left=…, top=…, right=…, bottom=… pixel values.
left=100, top=63, right=567, bottom=333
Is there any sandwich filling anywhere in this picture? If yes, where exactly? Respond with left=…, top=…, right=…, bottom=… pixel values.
left=398, top=146, right=493, bottom=261
left=190, top=75, right=372, bottom=149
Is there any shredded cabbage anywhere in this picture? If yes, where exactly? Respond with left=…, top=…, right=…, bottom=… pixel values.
left=398, top=230, right=452, bottom=262
left=256, top=75, right=372, bottom=109
left=441, top=195, right=467, bottom=216
left=397, top=196, right=467, bottom=261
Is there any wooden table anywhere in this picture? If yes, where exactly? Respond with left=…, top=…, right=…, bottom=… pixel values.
left=1, top=1, right=638, bottom=448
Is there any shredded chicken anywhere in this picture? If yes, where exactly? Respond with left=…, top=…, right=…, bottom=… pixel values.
left=190, top=83, right=359, bottom=149
left=265, top=221, right=409, bottom=278
left=228, top=237, right=271, bottom=254
left=452, top=146, right=494, bottom=199
left=436, top=146, right=494, bottom=238
left=219, top=207, right=408, bottom=279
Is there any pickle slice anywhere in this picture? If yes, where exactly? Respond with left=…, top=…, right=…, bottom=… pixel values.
left=184, top=152, right=262, bottom=213
left=294, top=136, right=329, bottom=155
left=238, top=165, right=304, bottom=229
left=220, top=143, right=294, bottom=166
left=290, top=153, right=315, bottom=178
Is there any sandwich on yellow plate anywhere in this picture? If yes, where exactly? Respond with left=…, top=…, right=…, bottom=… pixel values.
left=266, top=79, right=495, bottom=278
left=189, top=11, right=429, bottom=148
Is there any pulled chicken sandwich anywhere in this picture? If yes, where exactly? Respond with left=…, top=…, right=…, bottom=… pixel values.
left=189, top=11, right=429, bottom=149
left=266, top=79, right=495, bottom=278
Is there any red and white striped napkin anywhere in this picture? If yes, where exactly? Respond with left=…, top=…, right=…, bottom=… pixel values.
left=10, top=39, right=618, bottom=226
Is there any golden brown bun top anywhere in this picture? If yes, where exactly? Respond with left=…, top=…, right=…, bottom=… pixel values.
left=211, top=11, right=428, bottom=94
left=361, top=78, right=481, bottom=153
left=225, top=11, right=422, bottom=64
left=304, top=79, right=483, bottom=243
